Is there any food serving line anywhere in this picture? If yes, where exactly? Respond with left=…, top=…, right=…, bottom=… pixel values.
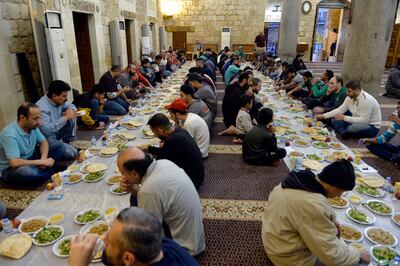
left=0, top=65, right=191, bottom=265
left=255, top=72, right=400, bottom=264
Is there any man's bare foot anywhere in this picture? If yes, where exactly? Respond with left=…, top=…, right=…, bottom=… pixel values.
left=218, top=125, right=239, bottom=136
left=272, top=160, right=280, bottom=167
left=232, top=138, right=243, bottom=144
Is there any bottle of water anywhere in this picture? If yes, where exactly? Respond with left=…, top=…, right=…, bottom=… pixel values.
left=62, top=171, right=70, bottom=186
left=3, top=218, right=13, bottom=234
left=90, top=136, right=97, bottom=147
left=390, top=256, right=400, bottom=266
left=384, top=177, right=392, bottom=193
left=294, top=157, right=303, bottom=172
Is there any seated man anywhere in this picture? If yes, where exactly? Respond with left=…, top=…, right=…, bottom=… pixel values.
left=242, top=108, right=286, bottom=166
left=274, top=67, right=303, bottom=93
left=116, top=64, right=139, bottom=100
left=0, top=103, right=63, bottom=187
left=99, top=65, right=131, bottom=115
left=188, top=67, right=216, bottom=94
left=67, top=207, right=200, bottom=266
left=316, top=80, right=381, bottom=139
left=167, top=98, right=210, bottom=159
left=361, top=102, right=400, bottom=166
left=139, top=58, right=156, bottom=85
left=186, top=73, right=217, bottom=119
left=117, top=148, right=205, bottom=256
left=145, top=113, right=204, bottom=189
left=312, top=76, right=347, bottom=115
left=196, top=57, right=215, bottom=82
left=262, top=160, right=369, bottom=266
left=384, top=59, right=400, bottom=98
left=180, top=84, right=212, bottom=129
left=304, top=69, right=334, bottom=109
left=36, top=80, right=79, bottom=160
left=287, top=71, right=313, bottom=99
left=235, top=46, right=246, bottom=62
left=73, top=84, right=110, bottom=129
left=224, top=56, right=241, bottom=86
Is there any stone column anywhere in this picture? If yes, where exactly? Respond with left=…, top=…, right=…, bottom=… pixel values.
left=159, top=26, right=167, bottom=51
left=278, top=0, right=301, bottom=62
left=342, top=0, right=397, bottom=96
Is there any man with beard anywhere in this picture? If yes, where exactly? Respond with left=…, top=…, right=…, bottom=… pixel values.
left=0, top=103, right=64, bottom=187
left=223, top=56, right=240, bottom=86
left=222, top=71, right=253, bottom=129
left=67, top=207, right=200, bottom=266
left=36, top=80, right=79, bottom=160
left=186, top=73, right=217, bottom=119
left=196, top=57, right=216, bottom=82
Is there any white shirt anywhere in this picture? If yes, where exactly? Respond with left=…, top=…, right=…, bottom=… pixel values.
left=236, top=108, right=253, bottom=134
left=138, top=159, right=205, bottom=255
left=183, top=113, right=210, bottom=158
left=323, top=90, right=382, bottom=128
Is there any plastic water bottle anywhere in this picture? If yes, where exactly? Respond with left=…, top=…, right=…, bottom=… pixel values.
left=294, top=157, right=303, bottom=172
left=384, top=177, right=393, bottom=193
left=390, top=256, right=400, bottom=266
left=3, top=218, right=13, bottom=234
left=90, top=136, right=97, bottom=147
left=62, top=172, right=70, bottom=186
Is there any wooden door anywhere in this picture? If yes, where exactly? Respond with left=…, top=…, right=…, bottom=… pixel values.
left=172, top=32, right=186, bottom=51
left=125, top=19, right=133, bottom=64
left=73, top=12, right=95, bottom=91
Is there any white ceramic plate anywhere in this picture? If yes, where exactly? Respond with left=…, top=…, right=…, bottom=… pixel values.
left=53, top=235, right=73, bottom=258
left=364, top=199, right=394, bottom=216
left=306, top=153, right=325, bottom=162
left=355, top=186, right=386, bottom=198
left=110, top=183, right=128, bottom=195
left=106, top=175, right=122, bottom=185
left=293, top=140, right=310, bottom=147
left=370, top=245, right=400, bottom=263
left=329, top=142, right=345, bottom=150
left=33, top=225, right=64, bottom=246
left=340, top=223, right=364, bottom=243
left=18, top=216, right=49, bottom=235
left=391, top=212, right=400, bottom=227
left=327, top=197, right=349, bottom=209
left=80, top=221, right=110, bottom=236
left=346, top=208, right=376, bottom=225
left=83, top=171, right=105, bottom=183
left=68, top=173, right=83, bottom=184
left=73, top=208, right=103, bottom=225
left=365, top=227, right=398, bottom=247
left=312, top=141, right=330, bottom=149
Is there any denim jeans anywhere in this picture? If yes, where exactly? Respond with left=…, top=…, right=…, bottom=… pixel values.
left=103, top=97, right=129, bottom=115
left=90, top=99, right=110, bottom=124
left=331, top=119, right=379, bottom=139
left=367, top=143, right=400, bottom=163
left=1, top=144, right=64, bottom=187
left=47, top=119, right=78, bottom=160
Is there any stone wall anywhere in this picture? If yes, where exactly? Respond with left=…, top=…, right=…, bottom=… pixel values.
left=163, top=0, right=268, bottom=50
left=298, top=0, right=319, bottom=60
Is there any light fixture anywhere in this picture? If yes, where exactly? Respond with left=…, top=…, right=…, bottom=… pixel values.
left=160, top=0, right=181, bottom=18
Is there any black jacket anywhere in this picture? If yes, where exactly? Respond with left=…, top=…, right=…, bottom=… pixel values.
left=242, top=125, right=278, bottom=161
left=281, top=169, right=327, bottom=197
left=148, top=128, right=204, bottom=189
left=222, top=82, right=246, bottom=127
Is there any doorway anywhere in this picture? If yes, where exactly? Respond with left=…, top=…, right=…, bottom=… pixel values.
left=266, top=22, right=280, bottom=56
left=125, top=19, right=133, bottom=64
left=72, top=12, right=95, bottom=91
left=172, top=32, right=186, bottom=51
left=311, top=6, right=344, bottom=62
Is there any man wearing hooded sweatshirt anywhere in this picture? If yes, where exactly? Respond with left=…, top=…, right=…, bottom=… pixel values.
left=224, top=56, right=241, bottom=86
left=262, top=160, right=370, bottom=266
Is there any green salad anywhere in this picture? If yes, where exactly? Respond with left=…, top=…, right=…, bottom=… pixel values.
left=59, top=239, right=71, bottom=256
left=34, top=227, right=62, bottom=244
left=113, top=187, right=124, bottom=193
left=356, top=185, right=380, bottom=196
left=307, top=154, right=322, bottom=161
left=84, top=171, right=104, bottom=181
left=348, top=208, right=369, bottom=223
left=76, top=210, right=101, bottom=223
left=316, top=130, right=329, bottom=136
left=365, top=201, right=392, bottom=214
left=313, top=141, right=329, bottom=148
left=373, top=247, right=399, bottom=262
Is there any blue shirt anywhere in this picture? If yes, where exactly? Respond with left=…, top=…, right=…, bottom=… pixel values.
left=36, top=96, right=76, bottom=138
left=151, top=238, right=199, bottom=266
left=377, top=121, right=400, bottom=144
left=0, top=121, right=45, bottom=172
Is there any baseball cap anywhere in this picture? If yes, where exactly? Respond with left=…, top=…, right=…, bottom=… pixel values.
left=165, top=98, right=188, bottom=112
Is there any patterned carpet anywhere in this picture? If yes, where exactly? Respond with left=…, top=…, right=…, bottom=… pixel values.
left=2, top=67, right=400, bottom=265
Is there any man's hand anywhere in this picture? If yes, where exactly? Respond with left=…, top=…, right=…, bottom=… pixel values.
left=64, top=109, right=76, bottom=120
left=333, top=220, right=341, bottom=238
left=136, top=144, right=149, bottom=152
left=120, top=176, right=133, bottom=192
left=388, top=114, right=400, bottom=124
left=359, top=250, right=370, bottom=265
left=312, top=78, right=319, bottom=85
left=38, top=158, right=55, bottom=168
left=287, top=92, right=293, bottom=99
left=334, top=113, right=345, bottom=121
left=268, top=124, right=275, bottom=134
left=315, top=114, right=324, bottom=120
left=68, top=234, right=99, bottom=266
left=359, top=138, right=371, bottom=145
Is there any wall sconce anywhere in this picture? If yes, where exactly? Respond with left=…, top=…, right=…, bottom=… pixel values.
left=161, top=0, right=181, bottom=18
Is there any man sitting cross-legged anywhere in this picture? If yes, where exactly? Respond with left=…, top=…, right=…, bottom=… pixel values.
left=0, top=103, right=64, bottom=187
left=116, top=148, right=205, bottom=256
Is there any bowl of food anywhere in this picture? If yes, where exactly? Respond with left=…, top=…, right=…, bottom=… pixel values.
left=355, top=185, right=385, bottom=198
left=327, top=197, right=349, bottom=209
left=106, top=175, right=122, bottom=185
left=83, top=171, right=105, bottom=183
left=340, top=224, right=363, bottom=243
left=348, top=195, right=362, bottom=206
left=370, top=245, right=400, bottom=264
left=365, top=227, right=398, bottom=247
left=73, top=208, right=103, bottom=225
left=49, top=213, right=64, bottom=225
left=80, top=221, right=110, bottom=237
left=18, top=216, right=48, bottom=235
left=53, top=235, right=73, bottom=258
left=346, top=207, right=376, bottom=225
left=363, top=200, right=393, bottom=216
left=32, top=225, right=64, bottom=246
left=391, top=212, right=400, bottom=227
left=110, top=183, right=128, bottom=195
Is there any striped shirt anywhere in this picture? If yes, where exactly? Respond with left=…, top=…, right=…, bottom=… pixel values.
left=377, top=122, right=400, bottom=144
